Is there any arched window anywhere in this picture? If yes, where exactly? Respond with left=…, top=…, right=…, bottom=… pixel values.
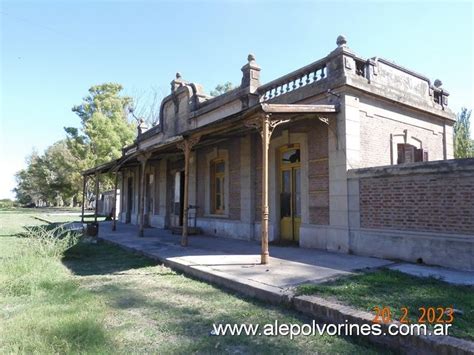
left=210, top=159, right=225, bottom=214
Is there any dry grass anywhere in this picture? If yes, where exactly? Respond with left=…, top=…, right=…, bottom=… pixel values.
left=0, top=208, right=382, bottom=354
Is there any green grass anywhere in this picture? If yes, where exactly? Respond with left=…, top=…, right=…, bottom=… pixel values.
left=297, top=269, right=474, bottom=340
left=0, top=208, right=382, bottom=354
left=0, top=210, right=45, bottom=236
left=0, top=207, right=104, bottom=236
left=0, top=208, right=80, bottom=236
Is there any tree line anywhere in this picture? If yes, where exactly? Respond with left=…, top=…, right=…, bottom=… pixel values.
left=454, top=108, right=473, bottom=159
left=14, top=83, right=137, bottom=207
left=12, top=83, right=473, bottom=207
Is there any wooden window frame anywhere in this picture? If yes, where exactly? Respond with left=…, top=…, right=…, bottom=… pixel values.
left=397, top=143, right=428, bottom=164
left=210, top=159, right=226, bottom=215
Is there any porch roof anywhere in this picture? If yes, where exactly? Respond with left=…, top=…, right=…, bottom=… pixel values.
left=82, top=103, right=338, bottom=176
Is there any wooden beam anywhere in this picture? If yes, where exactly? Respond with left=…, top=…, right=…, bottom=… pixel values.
left=245, top=114, right=292, bottom=265
left=261, top=116, right=270, bottom=264
left=81, top=175, right=87, bottom=223
left=137, top=153, right=151, bottom=237
left=94, top=172, right=99, bottom=223
left=83, top=103, right=337, bottom=178
left=112, top=172, right=118, bottom=231
left=177, top=135, right=201, bottom=247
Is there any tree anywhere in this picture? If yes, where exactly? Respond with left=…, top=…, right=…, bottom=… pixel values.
left=65, top=83, right=136, bottom=192
left=14, top=141, right=79, bottom=206
left=42, top=140, right=79, bottom=205
left=14, top=150, right=49, bottom=206
left=14, top=83, right=138, bottom=206
left=66, top=83, right=135, bottom=165
left=210, top=82, right=235, bottom=97
left=130, top=85, right=163, bottom=127
left=454, top=108, right=473, bottom=158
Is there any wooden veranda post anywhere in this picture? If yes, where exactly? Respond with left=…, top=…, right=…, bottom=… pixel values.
left=246, top=114, right=290, bottom=265
left=177, top=135, right=200, bottom=247
left=94, top=172, right=99, bottom=223
left=81, top=175, right=87, bottom=223
left=137, top=153, right=151, bottom=237
left=112, top=171, right=118, bottom=231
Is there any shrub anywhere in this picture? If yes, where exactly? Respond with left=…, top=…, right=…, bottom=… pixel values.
left=0, top=224, right=81, bottom=297
left=20, top=225, right=81, bottom=259
left=0, top=199, right=17, bottom=209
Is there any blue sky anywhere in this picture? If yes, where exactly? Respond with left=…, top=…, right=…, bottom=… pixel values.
left=1, top=1, right=473, bottom=199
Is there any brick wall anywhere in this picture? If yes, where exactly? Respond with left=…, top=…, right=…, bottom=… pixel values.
left=357, top=159, right=474, bottom=235
left=228, top=138, right=241, bottom=220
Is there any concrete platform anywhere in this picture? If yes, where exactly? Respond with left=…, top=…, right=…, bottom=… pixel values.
left=389, top=263, right=474, bottom=286
left=98, top=221, right=393, bottom=299
left=97, top=222, right=474, bottom=353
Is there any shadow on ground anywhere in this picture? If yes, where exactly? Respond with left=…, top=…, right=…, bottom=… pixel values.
left=62, top=242, right=157, bottom=276
left=58, top=240, right=385, bottom=353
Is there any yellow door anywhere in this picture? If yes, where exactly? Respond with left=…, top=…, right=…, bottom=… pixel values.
left=279, top=145, right=301, bottom=242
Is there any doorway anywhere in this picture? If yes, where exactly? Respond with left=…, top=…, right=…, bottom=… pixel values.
left=145, top=173, right=153, bottom=226
left=279, top=144, right=301, bottom=242
left=173, top=171, right=185, bottom=226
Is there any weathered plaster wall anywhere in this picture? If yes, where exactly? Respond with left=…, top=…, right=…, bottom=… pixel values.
left=194, top=136, right=253, bottom=239
left=116, top=38, right=460, bottom=258
left=194, top=100, right=242, bottom=127
left=306, top=121, right=330, bottom=225
left=358, top=94, right=449, bottom=168
left=97, top=190, right=120, bottom=218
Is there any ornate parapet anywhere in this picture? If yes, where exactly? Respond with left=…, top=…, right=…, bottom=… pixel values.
left=241, top=53, right=261, bottom=93
left=136, top=35, right=455, bottom=150
left=256, top=35, right=454, bottom=121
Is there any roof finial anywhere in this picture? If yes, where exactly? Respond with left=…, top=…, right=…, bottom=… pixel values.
left=336, top=35, right=347, bottom=47
left=434, top=79, right=443, bottom=88
left=176, top=72, right=182, bottom=79
left=248, top=53, right=256, bottom=62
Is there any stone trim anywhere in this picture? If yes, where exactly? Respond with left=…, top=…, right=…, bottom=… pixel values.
left=294, top=295, right=474, bottom=354
left=348, top=158, right=474, bottom=179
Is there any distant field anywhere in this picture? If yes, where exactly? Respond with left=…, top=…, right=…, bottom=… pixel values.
left=0, top=208, right=81, bottom=236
